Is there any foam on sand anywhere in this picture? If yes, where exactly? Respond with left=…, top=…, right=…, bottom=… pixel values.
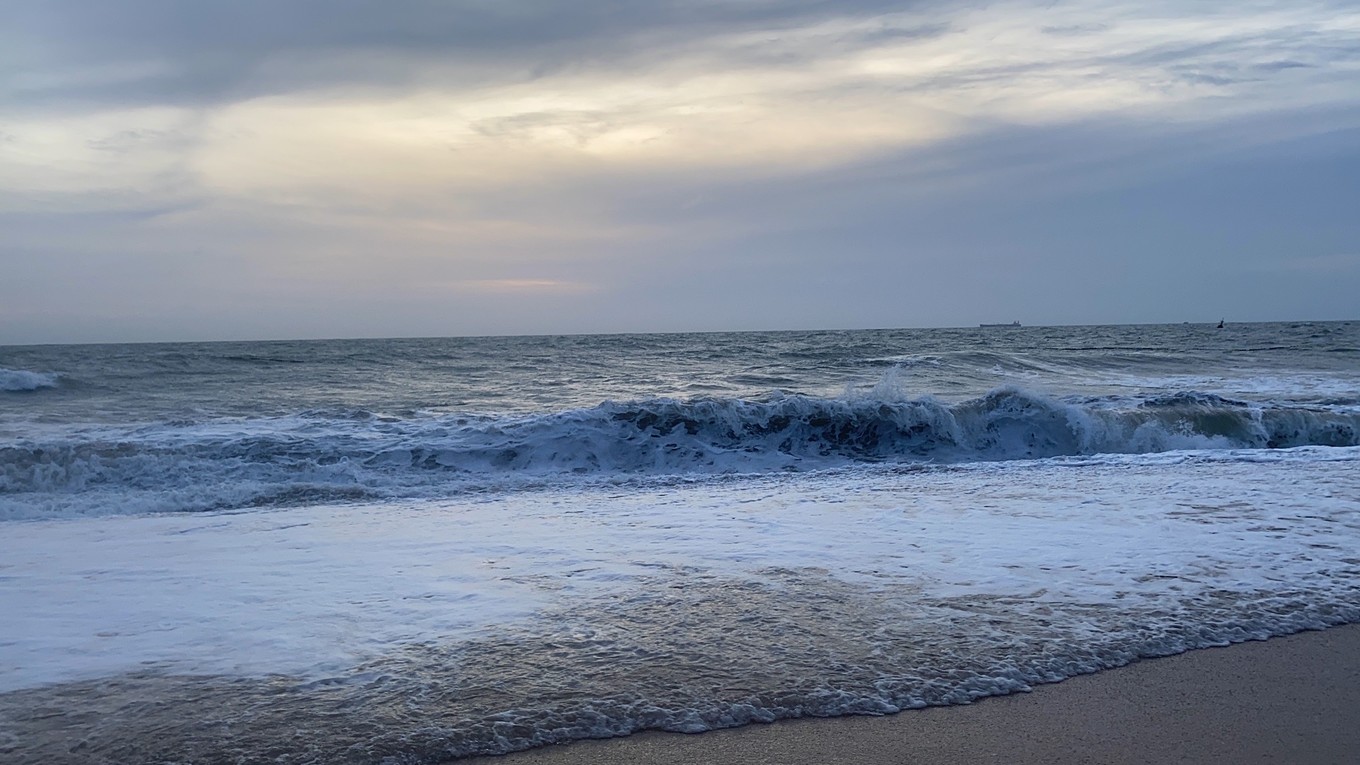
left=458, top=624, right=1360, bottom=765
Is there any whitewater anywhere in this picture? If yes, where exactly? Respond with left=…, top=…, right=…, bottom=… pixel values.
left=1, top=323, right=1358, bottom=763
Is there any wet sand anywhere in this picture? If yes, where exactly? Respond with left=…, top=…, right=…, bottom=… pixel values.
left=460, top=623, right=1360, bottom=765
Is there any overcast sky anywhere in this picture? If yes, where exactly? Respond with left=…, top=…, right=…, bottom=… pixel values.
left=3, top=0, right=1358, bottom=343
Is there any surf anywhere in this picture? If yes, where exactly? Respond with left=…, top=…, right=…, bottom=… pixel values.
left=4, top=387, right=1358, bottom=519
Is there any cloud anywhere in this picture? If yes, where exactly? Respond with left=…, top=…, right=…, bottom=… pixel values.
left=8, top=0, right=1355, bottom=223
left=442, top=279, right=598, bottom=293
left=3, top=0, right=1360, bottom=342
left=4, top=1, right=921, bottom=110
left=0, top=108, right=201, bottom=217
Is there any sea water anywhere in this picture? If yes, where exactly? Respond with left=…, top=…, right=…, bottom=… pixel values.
left=1, top=323, right=1358, bottom=763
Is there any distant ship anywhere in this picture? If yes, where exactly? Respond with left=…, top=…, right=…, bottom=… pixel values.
left=980, top=321, right=1021, bottom=328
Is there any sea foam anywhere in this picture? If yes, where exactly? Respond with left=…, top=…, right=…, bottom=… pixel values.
left=3, top=452, right=1358, bottom=761
left=0, top=368, right=59, bottom=392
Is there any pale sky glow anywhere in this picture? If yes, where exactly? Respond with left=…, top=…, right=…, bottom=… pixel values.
left=3, top=0, right=1359, bottom=343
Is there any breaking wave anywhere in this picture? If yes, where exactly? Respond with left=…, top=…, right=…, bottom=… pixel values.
left=0, top=368, right=59, bottom=392
left=3, top=388, right=1358, bottom=518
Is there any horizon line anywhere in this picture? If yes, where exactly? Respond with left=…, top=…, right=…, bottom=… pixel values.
left=3, top=318, right=1355, bottom=349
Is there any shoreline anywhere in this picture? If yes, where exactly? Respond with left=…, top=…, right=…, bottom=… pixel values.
left=460, top=623, right=1360, bottom=765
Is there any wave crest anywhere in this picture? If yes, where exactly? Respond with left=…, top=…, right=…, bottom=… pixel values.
left=0, top=368, right=60, bottom=392
left=3, top=388, right=1357, bottom=518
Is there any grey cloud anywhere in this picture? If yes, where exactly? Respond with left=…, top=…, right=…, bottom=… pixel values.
left=4, top=104, right=1359, bottom=342
left=5, top=0, right=925, bottom=111
left=0, top=185, right=206, bottom=218
left=554, top=102, right=1360, bottom=260
left=1104, top=26, right=1360, bottom=72
left=5, top=0, right=1360, bottom=342
left=1040, top=23, right=1109, bottom=35
left=1186, top=74, right=1241, bottom=87
left=84, top=129, right=175, bottom=153
left=606, top=114, right=1360, bottom=330
left=725, top=20, right=954, bottom=69
left=1253, top=60, right=1315, bottom=71
left=9, top=0, right=1357, bottom=119
left=1171, top=69, right=1249, bottom=87
left=894, top=21, right=1360, bottom=97
left=844, top=20, right=952, bottom=44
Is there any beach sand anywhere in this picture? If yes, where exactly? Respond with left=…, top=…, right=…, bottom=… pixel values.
left=459, top=623, right=1360, bottom=765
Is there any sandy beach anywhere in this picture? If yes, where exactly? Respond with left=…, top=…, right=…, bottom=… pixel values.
left=461, top=623, right=1360, bottom=765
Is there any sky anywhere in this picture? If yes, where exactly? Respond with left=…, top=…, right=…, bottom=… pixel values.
left=3, top=0, right=1359, bottom=344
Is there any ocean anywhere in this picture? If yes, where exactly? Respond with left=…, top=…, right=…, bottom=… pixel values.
left=2, top=322, right=1359, bottom=763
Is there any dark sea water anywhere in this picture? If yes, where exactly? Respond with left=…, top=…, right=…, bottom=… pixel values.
left=3, top=322, right=1358, bottom=519
left=2, top=322, right=1359, bottom=763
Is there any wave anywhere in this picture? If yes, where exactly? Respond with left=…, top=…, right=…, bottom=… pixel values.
left=0, top=368, right=60, bottom=393
left=5, top=578, right=1359, bottom=762
left=3, top=388, right=1358, bottom=518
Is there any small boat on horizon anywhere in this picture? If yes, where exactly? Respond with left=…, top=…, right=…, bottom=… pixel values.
left=980, top=321, right=1022, bottom=328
